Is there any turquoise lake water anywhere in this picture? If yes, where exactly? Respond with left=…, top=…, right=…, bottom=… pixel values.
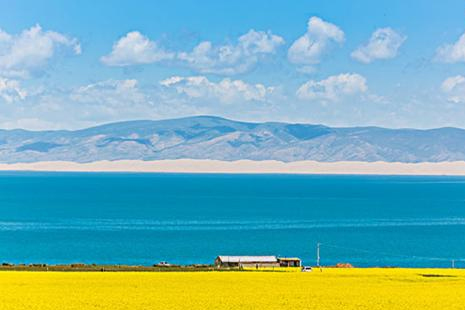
left=1, top=172, right=465, bottom=267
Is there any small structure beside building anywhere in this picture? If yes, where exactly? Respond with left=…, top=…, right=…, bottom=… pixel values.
left=215, top=256, right=301, bottom=268
left=278, top=257, right=301, bottom=267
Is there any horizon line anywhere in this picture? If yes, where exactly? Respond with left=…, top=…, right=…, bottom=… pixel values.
left=1, top=114, right=463, bottom=132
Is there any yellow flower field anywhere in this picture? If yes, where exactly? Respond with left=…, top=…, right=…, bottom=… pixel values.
left=2, top=268, right=465, bottom=309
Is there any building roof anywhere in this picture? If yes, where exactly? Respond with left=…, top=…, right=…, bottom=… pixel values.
left=278, top=257, right=301, bottom=261
left=217, top=256, right=278, bottom=263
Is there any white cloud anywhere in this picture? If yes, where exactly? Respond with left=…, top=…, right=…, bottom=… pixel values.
left=441, top=75, right=465, bottom=103
left=0, top=76, right=280, bottom=129
left=0, top=25, right=80, bottom=78
left=296, top=73, right=367, bottom=102
left=101, top=31, right=174, bottom=66
left=296, top=65, right=317, bottom=74
left=351, top=28, right=406, bottom=63
left=0, top=77, right=27, bottom=103
left=435, top=32, right=465, bottom=63
left=288, top=16, right=344, bottom=65
left=160, top=76, right=275, bottom=103
left=70, top=79, right=146, bottom=105
left=0, top=118, right=61, bottom=131
left=178, top=29, right=285, bottom=75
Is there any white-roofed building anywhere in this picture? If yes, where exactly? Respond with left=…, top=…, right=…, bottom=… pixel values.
left=215, top=255, right=279, bottom=268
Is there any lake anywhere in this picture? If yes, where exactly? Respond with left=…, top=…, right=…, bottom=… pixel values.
left=1, top=172, right=465, bottom=267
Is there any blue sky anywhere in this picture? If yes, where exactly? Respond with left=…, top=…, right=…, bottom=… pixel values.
left=1, top=0, right=465, bottom=129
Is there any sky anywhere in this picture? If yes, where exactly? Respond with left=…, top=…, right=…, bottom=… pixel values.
left=1, top=0, right=465, bottom=130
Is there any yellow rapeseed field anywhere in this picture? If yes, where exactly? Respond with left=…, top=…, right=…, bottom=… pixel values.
left=2, top=268, right=465, bottom=309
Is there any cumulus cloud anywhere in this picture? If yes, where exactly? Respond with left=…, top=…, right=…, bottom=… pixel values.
left=441, top=75, right=465, bottom=103
left=351, top=28, right=406, bottom=63
left=70, top=79, right=146, bottom=105
left=0, top=75, right=281, bottom=129
left=160, top=76, right=275, bottom=103
left=288, top=17, right=344, bottom=65
left=435, top=32, right=465, bottom=63
left=0, top=25, right=80, bottom=78
left=101, top=31, right=174, bottom=66
left=0, top=77, right=27, bottom=103
left=296, top=73, right=367, bottom=102
left=178, top=29, right=285, bottom=75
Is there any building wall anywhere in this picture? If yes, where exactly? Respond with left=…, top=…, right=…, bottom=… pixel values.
left=279, top=260, right=301, bottom=267
left=240, top=263, right=280, bottom=268
left=215, top=260, right=280, bottom=268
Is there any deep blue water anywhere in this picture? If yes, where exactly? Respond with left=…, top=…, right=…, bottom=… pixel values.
left=1, top=172, right=465, bottom=267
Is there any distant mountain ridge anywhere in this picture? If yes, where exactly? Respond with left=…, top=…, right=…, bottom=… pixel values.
left=1, top=115, right=465, bottom=164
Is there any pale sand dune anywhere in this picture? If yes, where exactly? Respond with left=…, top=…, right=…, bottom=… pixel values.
left=1, top=159, right=465, bottom=175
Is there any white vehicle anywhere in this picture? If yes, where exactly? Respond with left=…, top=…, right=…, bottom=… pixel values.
left=301, top=266, right=313, bottom=272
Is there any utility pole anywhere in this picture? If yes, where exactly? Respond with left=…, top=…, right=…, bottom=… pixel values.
left=452, top=259, right=455, bottom=269
left=316, top=242, right=321, bottom=267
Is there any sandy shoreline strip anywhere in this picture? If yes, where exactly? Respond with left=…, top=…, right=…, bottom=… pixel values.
left=1, top=159, right=465, bottom=175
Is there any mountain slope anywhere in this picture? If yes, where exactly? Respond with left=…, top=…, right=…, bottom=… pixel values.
left=1, top=116, right=464, bottom=163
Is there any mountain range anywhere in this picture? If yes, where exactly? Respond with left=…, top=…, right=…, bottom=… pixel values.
left=1, top=115, right=465, bottom=164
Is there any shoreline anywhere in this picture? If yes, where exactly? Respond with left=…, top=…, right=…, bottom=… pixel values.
left=0, top=264, right=460, bottom=272
left=1, top=159, right=465, bottom=175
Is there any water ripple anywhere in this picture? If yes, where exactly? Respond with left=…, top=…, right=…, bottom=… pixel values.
left=1, top=218, right=465, bottom=232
